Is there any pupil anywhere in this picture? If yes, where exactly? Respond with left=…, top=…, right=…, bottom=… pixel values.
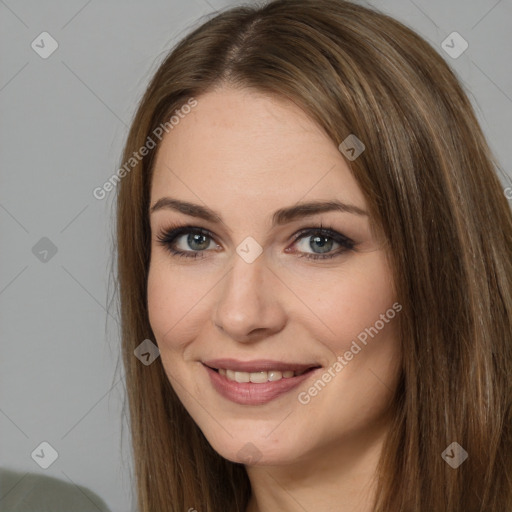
left=185, top=233, right=334, bottom=253
left=311, top=235, right=332, bottom=253
left=188, top=233, right=209, bottom=250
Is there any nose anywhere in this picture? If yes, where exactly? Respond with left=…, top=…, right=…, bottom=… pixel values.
left=213, top=248, right=287, bottom=343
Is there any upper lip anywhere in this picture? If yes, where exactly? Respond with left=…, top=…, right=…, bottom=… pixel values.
left=202, top=359, right=321, bottom=373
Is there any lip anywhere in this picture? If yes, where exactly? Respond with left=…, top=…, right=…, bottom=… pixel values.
left=202, top=358, right=320, bottom=373
left=202, top=360, right=322, bottom=405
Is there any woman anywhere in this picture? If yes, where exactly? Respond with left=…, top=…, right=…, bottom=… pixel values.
left=114, top=0, right=512, bottom=510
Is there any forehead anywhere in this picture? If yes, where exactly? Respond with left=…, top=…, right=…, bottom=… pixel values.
left=150, top=87, right=366, bottom=212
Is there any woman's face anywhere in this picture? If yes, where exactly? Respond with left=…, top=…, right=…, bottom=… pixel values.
left=147, top=86, right=401, bottom=465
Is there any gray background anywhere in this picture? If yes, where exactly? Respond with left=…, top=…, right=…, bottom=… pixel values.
left=1, top=0, right=510, bottom=510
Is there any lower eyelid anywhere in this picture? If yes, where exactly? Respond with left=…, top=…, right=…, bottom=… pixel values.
left=295, top=236, right=344, bottom=252
left=174, top=233, right=218, bottom=251
left=157, top=227, right=354, bottom=258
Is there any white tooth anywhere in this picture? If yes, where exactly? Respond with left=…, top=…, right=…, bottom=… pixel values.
left=249, top=371, right=268, bottom=383
left=221, top=368, right=300, bottom=383
left=235, top=371, right=250, bottom=383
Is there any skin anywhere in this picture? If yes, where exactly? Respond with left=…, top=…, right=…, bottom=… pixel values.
left=147, top=86, right=402, bottom=512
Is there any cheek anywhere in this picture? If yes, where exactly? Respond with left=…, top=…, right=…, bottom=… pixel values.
left=147, top=262, right=171, bottom=338
left=292, top=255, right=400, bottom=439
left=292, top=252, right=396, bottom=347
left=147, top=259, right=195, bottom=349
left=147, top=250, right=396, bottom=350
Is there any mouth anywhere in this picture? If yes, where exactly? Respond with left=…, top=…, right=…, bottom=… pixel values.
left=202, top=359, right=322, bottom=405
left=208, top=366, right=316, bottom=383
left=203, top=358, right=321, bottom=381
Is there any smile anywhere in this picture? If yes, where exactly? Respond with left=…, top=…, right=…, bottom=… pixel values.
left=217, top=368, right=308, bottom=383
left=202, top=359, right=321, bottom=405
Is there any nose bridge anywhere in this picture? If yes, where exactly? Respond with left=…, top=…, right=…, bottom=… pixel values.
left=213, top=246, right=284, bottom=339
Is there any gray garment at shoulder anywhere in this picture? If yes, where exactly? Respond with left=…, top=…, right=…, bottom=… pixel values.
left=0, top=468, right=112, bottom=512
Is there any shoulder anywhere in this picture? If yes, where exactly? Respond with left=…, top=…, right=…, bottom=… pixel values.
left=0, top=467, right=111, bottom=512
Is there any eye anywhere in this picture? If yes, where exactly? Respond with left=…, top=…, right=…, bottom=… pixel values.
left=288, top=226, right=355, bottom=260
left=155, top=224, right=217, bottom=259
left=155, top=223, right=355, bottom=260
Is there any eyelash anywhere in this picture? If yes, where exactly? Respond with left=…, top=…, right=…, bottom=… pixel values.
left=155, top=222, right=355, bottom=261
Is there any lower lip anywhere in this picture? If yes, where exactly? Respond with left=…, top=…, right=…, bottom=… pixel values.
left=203, top=364, right=320, bottom=405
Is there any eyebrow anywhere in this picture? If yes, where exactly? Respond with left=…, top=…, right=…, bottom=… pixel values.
left=150, top=197, right=367, bottom=227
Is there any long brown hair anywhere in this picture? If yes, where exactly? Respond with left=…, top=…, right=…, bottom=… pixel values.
left=114, top=1, right=512, bottom=510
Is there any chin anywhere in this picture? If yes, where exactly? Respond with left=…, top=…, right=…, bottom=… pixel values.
left=196, top=419, right=310, bottom=466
